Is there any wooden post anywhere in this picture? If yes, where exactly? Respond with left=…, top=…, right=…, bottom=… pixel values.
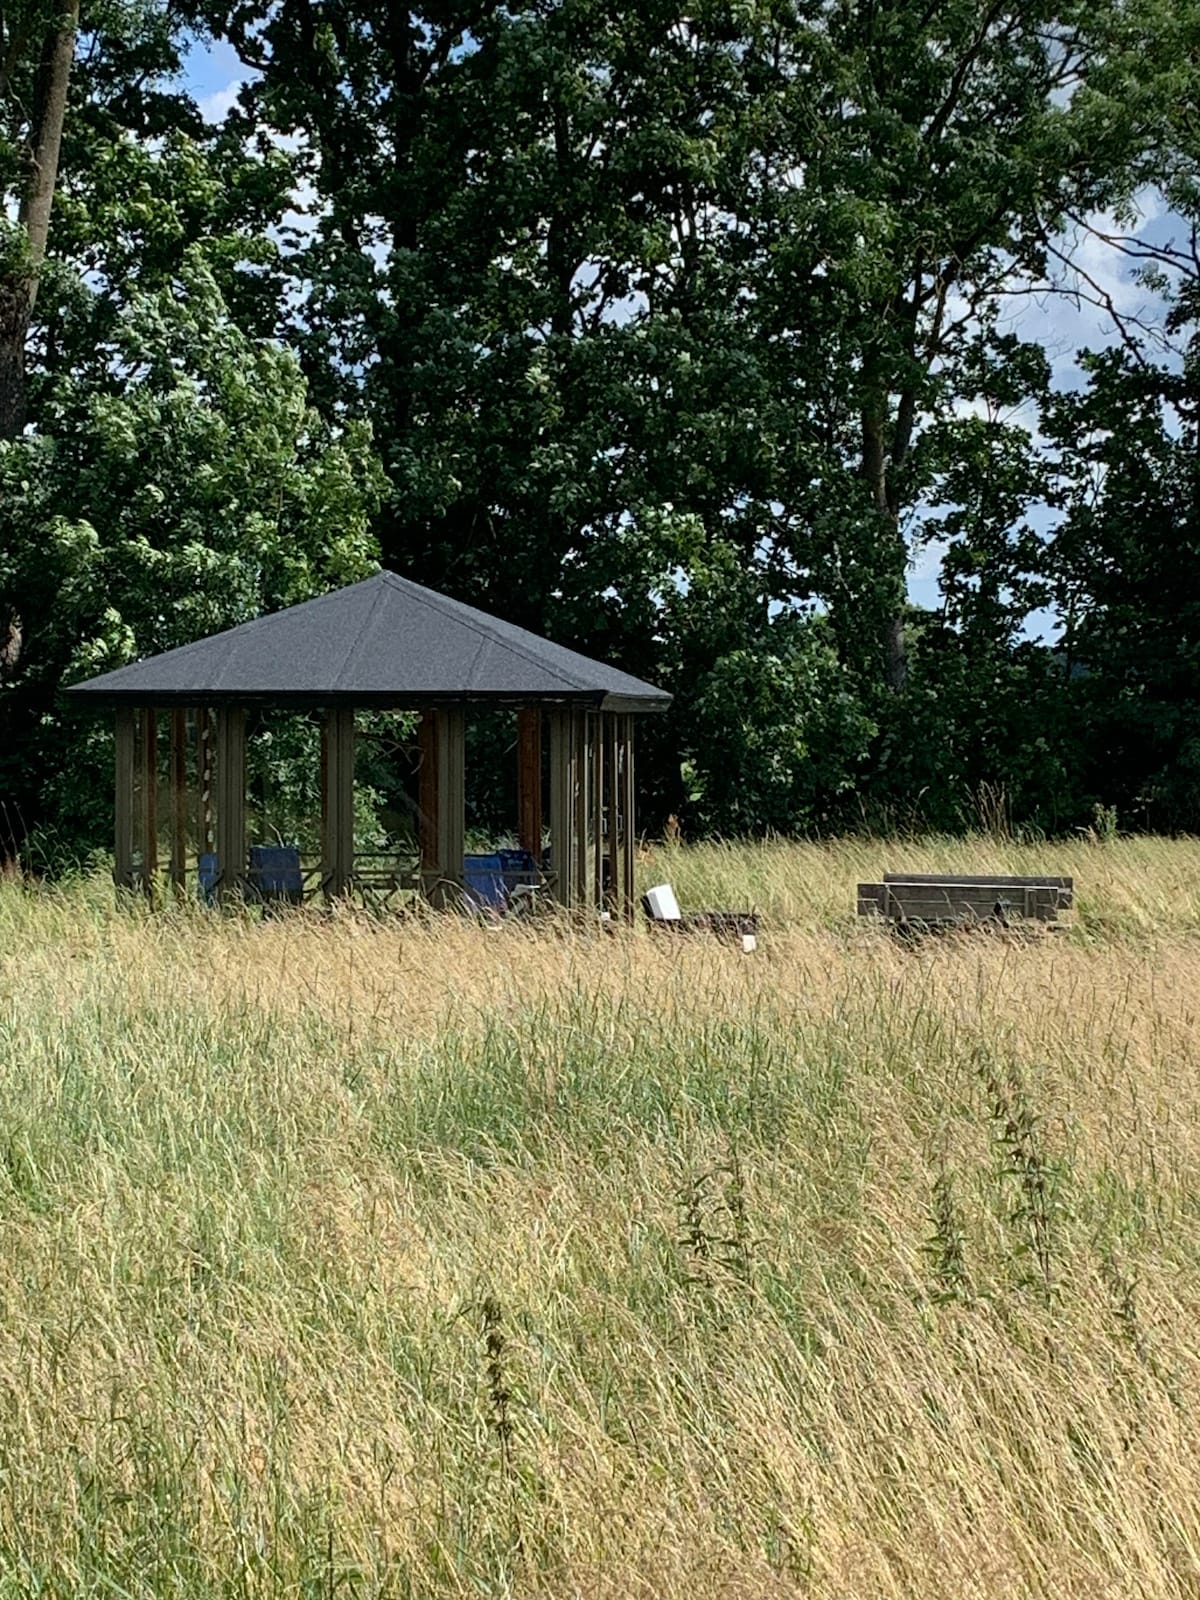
left=435, top=707, right=465, bottom=905
left=621, top=715, right=636, bottom=921
left=114, top=707, right=135, bottom=891
left=606, top=713, right=620, bottom=911
left=516, top=708, right=542, bottom=859
left=574, top=712, right=590, bottom=910
left=319, top=713, right=329, bottom=849
left=169, top=710, right=187, bottom=893
left=336, top=706, right=356, bottom=896
left=418, top=710, right=439, bottom=883
left=593, top=711, right=605, bottom=909
left=215, top=705, right=247, bottom=903
left=321, top=706, right=356, bottom=900
left=548, top=709, right=576, bottom=906
left=141, top=709, right=158, bottom=893
left=199, top=708, right=214, bottom=855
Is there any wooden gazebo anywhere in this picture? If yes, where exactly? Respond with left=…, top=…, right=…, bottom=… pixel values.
left=65, top=571, right=670, bottom=914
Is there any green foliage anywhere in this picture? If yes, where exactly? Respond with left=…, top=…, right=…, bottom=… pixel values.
left=684, top=613, right=876, bottom=835
left=0, top=259, right=383, bottom=855
left=5, top=0, right=1200, bottom=850
left=1044, top=346, right=1200, bottom=830
left=178, top=0, right=1196, bottom=838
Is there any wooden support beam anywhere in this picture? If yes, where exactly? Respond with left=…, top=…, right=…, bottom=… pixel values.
left=141, top=709, right=158, bottom=892
left=337, top=707, right=357, bottom=896
left=593, top=711, right=605, bottom=910
left=169, top=710, right=187, bottom=893
left=215, top=705, right=247, bottom=904
left=434, top=706, right=465, bottom=906
left=418, top=710, right=439, bottom=878
left=321, top=707, right=356, bottom=900
left=516, top=708, right=542, bottom=859
left=574, top=711, right=590, bottom=910
left=319, top=713, right=329, bottom=849
left=621, top=715, right=636, bottom=921
left=199, top=708, right=214, bottom=855
left=606, top=713, right=620, bottom=911
left=113, top=707, right=135, bottom=891
left=548, top=709, right=576, bottom=906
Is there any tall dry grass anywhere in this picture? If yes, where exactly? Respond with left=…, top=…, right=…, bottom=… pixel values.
left=1, top=836, right=1199, bottom=1596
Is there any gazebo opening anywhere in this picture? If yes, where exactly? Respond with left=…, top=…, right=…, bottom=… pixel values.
left=66, top=572, right=669, bottom=916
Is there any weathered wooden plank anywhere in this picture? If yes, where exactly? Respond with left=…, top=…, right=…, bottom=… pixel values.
left=884, top=882, right=1061, bottom=906
left=169, top=709, right=187, bottom=892
left=215, top=705, right=247, bottom=903
left=575, top=711, right=590, bottom=909
left=886, top=887, right=1056, bottom=915
left=882, top=872, right=1072, bottom=886
left=418, top=710, right=439, bottom=878
left=647, top=908, right=759, bottom=941
left=883, top=872, right=1072, bottom=907
left=516, top=708, right=542, bottom=859
left=621, top=715, right=636, bottom=922
left=113, top=707, right=136, bottom=891
left=873, top=882, right=1060, bottom=924
left=606, top=713, right=620, bottom=912
left=141, top=709, right=158, bottom=891
left=548, top=709, right=576, bottom=906
left=858, top=874, right=1068, bottom=924
left=322, top=706, right=356, bottom=900
left=592, top=711, right=605, bottom=909
left=198, top=707, right=214, bottom=855
left=438, top=707, right=464, bottom=908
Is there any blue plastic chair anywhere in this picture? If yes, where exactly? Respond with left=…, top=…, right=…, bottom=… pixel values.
left=249, top=845, right=303, bottom=904
left=463, top=853, right=507, bottom=910
left=198, top=851, right=220, bottom=903
left=496, top=848, right=538, bottom=879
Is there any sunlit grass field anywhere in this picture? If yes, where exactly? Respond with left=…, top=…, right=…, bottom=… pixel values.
left=2, top=836, right=1200, bottom=1597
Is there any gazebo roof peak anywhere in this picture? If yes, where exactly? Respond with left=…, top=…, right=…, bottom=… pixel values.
left=66, top=569, right=671, bottom=711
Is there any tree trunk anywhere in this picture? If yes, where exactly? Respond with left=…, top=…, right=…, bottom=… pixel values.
left=885, top=611, right=908, bottom=692
left=0, top=1, right=80, bottom=863
left=860, top=399, right=909, bottom=692
left=0, top=283, right=32, bottom=440
left=0, top=269, right=30, bottom=679
left=0, top=0, right=80, bottom=442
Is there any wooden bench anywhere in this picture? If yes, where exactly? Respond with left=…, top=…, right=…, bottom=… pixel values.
left=643, top=884, right=759, bottom=949
left=857, top=873, right=1073, bottom=930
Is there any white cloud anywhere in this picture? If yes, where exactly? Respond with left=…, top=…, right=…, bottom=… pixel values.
left=950, top=394, right=1041, bottom=436
left=995, top=196, right=1182, bottom=388
left=197, top=79, right=244, bottom=123
left=911, top=536, right=949, bottom=584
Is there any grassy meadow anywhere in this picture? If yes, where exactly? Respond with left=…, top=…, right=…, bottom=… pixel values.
left=2, top=836, right=1200, bottom=1597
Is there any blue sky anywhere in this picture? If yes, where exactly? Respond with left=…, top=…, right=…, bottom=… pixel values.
left=185, top=38, right=244, bottom=111
left=181, top=40, right=1182, bottom=630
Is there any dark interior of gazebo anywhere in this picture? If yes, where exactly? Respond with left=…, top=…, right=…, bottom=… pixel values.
left=65, top=572, right=670, bottom=916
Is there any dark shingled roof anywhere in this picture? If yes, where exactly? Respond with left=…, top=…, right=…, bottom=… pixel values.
left=65, top=571, right=671, bottom=712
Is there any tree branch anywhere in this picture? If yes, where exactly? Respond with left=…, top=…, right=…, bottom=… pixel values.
left=922, top=0, right=1009, bottom=151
